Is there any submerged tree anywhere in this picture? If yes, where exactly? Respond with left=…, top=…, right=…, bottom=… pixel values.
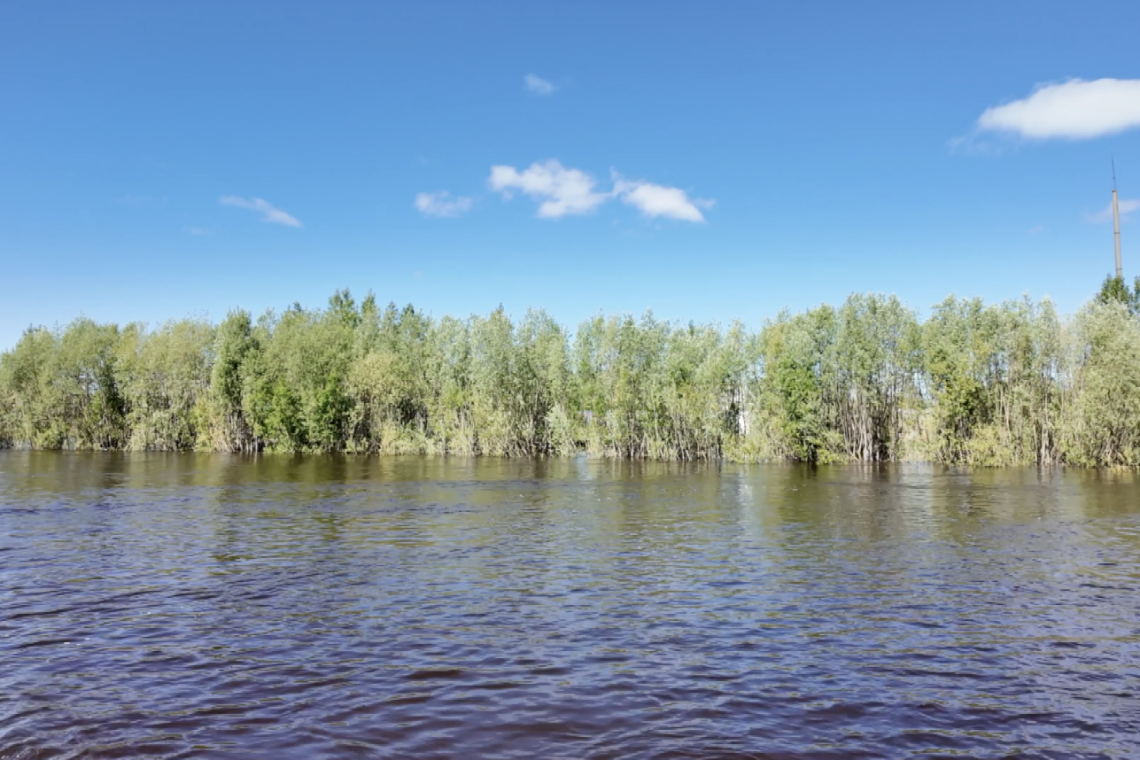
left=3, top=286, right=1140, bottom=467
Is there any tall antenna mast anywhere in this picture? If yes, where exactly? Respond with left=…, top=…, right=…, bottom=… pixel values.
left=1113, top=157, right=1122, bottom=279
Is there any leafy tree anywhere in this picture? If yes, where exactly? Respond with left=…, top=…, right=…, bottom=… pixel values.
left=1096, top=274, right=1140, bottom=315
left=5, top=285, right=1140, bottom=467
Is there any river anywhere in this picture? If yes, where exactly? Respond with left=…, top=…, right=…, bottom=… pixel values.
left=2, top=452, right=1138, bottom=758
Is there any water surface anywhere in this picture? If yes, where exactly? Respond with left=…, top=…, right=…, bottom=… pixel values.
left=2, top=453, right=1139, bottom=758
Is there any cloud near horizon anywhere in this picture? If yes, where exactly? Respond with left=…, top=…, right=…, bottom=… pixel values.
left=1087, top=197, right=1140, bottom=223
left=977, top=78, right=1140, bottom=140
left=219, top=196, right=303, bottom=227
left=487, top=160, right=711, bottom=222
left=414, top=191, right=473, bottom=217
left=524, top=74, right=556, bottom=95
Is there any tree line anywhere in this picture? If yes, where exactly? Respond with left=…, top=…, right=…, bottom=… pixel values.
left=2, top=281, right=1140, bottom=466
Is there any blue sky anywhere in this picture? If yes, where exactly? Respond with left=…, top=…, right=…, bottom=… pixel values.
left=3, top=1, right=1140, bottom=349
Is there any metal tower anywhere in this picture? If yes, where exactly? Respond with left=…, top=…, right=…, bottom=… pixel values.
left=1113, top=158, right=1122, bottom=278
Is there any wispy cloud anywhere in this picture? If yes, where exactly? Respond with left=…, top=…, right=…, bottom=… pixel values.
left=219, top=196, right=303, bottom=227
left=524, top=74, right=556, bottom=96
left=183, top=226, right=212, bottom=236
left=489, top=160, right=609, bottom=218
left=1027, top=225, right=1046, bottom=235
left=976, top=78, right=1140, bottom=140
left=613, top=174, right=712, bottom=222
left=414, top=191, right=473, bottom=218
left=1087, top=198, right=1140, bottom=223
left=947, top=133, right=1007, bottom=156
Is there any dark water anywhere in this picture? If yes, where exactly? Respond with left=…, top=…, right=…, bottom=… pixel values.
left=2, top=453, right=1139, bottom=759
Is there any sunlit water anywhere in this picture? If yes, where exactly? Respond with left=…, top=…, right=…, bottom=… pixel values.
left=2, top=452, right=1139, bottom=759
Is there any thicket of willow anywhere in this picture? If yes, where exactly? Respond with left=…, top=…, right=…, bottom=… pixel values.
left=3, top=286, right=1140, bottom=466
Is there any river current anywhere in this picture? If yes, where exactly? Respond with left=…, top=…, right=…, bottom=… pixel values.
left=2, top=452, right=1138, bottom=758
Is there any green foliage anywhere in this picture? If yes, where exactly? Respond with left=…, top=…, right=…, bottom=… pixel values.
left=118, top=319, right=213, bottom=450
left=2, top=287, right=1140, bottom=467
left=759, top=308, right=838, bottom=463
left=1061, top=302, right=1140, bottom=465
left=1096, top=274, right=1140, bottom=316
left=0, top=320, right=127, bottom=449
left=202, top=310, right=257, bottom=451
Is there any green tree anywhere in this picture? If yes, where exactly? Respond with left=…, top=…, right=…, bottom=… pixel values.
left=1096, top=274, right=1140, bottom=316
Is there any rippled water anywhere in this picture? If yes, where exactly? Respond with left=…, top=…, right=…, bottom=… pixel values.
left=2, top=453, right=1140, bottom=759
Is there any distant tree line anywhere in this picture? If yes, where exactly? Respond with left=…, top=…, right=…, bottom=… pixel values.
left=3, top=283, right=1140, bottom=466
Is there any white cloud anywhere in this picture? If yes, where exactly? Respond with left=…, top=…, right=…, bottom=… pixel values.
left=1087, top=198, right=1140, bottom=223
left=487, top=160, right=711, bottom=222
left=414, top=191, right=473, bottom=217
left=183, top=226, right=212, bottom=236
left=524, top=74, right=556, bottom=96
left=219, top=196, right=303, bottom=227
left=489, top=160, right=609, bottom=218
left=613, top=174, right=711, bottom=222
left=977, top=78, right=1140, bottom=140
